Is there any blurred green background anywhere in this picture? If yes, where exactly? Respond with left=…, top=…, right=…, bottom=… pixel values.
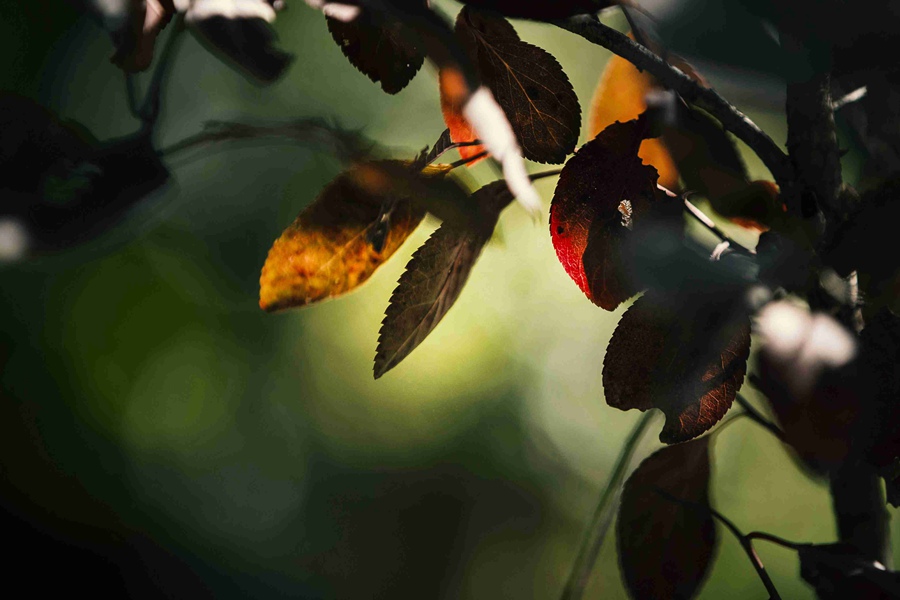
left=0, top=1, right=897, bottom=597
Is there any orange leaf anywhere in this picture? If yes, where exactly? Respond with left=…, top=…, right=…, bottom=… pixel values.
left=258, top=162, right=450, bottom=311
left=589, top=53, right=680, bottom=190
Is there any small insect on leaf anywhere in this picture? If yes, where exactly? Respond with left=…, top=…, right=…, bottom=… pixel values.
left=374, top=181, right=513, bottom=378
left=603, top=294, right=751, bottom=443
left=442, top=6, right=581, bottom=165
left=550, top=115, right=676, bottom=311
left=326, top=6, right=426, bottom=94
left=258, top=161, right=453, bottom=312
left=617, top=436, right=717, bottom=600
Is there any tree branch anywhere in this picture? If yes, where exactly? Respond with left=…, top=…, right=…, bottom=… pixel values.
left=829, top=462, right=893, bottom=568
left=556, top=15, right=794, bottom=189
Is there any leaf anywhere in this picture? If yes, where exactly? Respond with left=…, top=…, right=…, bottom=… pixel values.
left=326, top=8, right=426, bottom=94
left=589, top=53, right=680, bottom=190
left=373, top=181, right=512, bottom=378
left=258, top=161, right=452, bottom=311
left=457, top=0, right=613, bottom=21
left=422, top=128, right=456, bottom=166
left=617, top=436, right=717, bottom=600
left=444, top=7, right=581, bottom=165
left=602, top=294, right=751, bottom=443
left=550, top=116, right=672, bottom=310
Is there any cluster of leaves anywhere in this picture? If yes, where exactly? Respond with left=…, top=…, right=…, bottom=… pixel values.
left=9, top=1, right=900, bottom=599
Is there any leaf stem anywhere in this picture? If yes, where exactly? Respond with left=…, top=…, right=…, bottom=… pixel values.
left=734, top=393, right=787, bottom=442
left=556, top=15, right=793, bottom=189
left=746, top=531, right=802, bottom=550
left=449, top=150, right=489, bottom=169
left=560, top=411, right=655, bottom=600
left=656, top=489, right=783, bottom=600
left=530, top=169, right=563, bottom=182
left=681, top=197, right=755, bottom=256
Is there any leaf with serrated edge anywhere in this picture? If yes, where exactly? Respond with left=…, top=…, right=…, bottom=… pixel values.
left=617, top=436, right=717, bottom=600
left=374, top=182, right=512, bottom=378
left=326, top=9, right=426, bottom=94
left=258, top=162, right=450, bottom=312
left=443, top=7, right=581, bottom=165
left=603, top=294, right=750, bottom=443
left=550, top=116, right=667, bottom=311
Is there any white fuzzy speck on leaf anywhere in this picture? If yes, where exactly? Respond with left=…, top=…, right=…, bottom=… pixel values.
left=304, top=0, right=360, bottom=22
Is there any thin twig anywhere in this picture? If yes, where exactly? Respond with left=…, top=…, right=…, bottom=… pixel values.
left=682, top=197, right=755, bottom=256
left=449, top=150, right=489, bottom=169
left=747, top=531, right=802, bottom=550
left=560, top=411, right=656, bottom=600
left=428, top=139, right=484, bottom=164
left=530, top=169, right=563, bottom=182
left=734, top=393, right=786, bottom=442
left=556, top=15, right=793, bottom=188
left=656, top=489, right=783, bottom=600
left=140, top=14, right=185, bottom=127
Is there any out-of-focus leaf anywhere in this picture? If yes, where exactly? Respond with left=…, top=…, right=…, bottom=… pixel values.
left=589, top=52, right=679, bottom=190
left=258, top=162, right=457, bottom=311
left=457, top=0, right=613, bottom=21
left=798, top=543, right=900, bottom=600
left=326, top=7, right=426, bottom=94
left=0, top=96, right=170, bottom=258
left=373, top=181, right=512, bottom=378
left=603, top=294, right=750, bottom=443
left=550, top=116, right=675, bottom=310
left=444, top=7, right=581, bottom=164
left=617, top=436, right=717, bottom=599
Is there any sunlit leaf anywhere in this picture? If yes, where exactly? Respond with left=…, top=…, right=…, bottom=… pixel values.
left=373, top=181, right=512, bottom=378
left=617, top=436, right=717, bottom=600
left=589, top=53, right=680, bottom=190
left=326, top=8, right=426, bottom=94
left=443, top=7, right=581, bottom=165
left=550, top=116, right=674, bottom=310
left=603, top=294, right=750, bottom=443
left=258, top=162, right=456, bottom=311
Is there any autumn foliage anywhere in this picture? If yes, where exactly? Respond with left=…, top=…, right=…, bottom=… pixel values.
left=9, top=1, right=900, bottom=599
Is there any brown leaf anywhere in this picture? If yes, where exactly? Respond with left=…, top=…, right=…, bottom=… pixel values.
left=374, top=181, right=512, bottom=378
left=603, top=295, right=750, bottom=443
left=444, top=6, right=581, bottom=165
left=617, top=436, right=717, bottom=600
left=327, top=9, right=426, bottom=94
left=550, top=116, right=672, bottom=311
left=258, top=162, right=453, bottom=312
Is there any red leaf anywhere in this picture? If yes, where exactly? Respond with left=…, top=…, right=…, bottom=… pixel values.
left=617, top=436, right=717, bottom=600
left=550, top=116, right=670, bottom=310
left=603, top=295, right=750, bottom=443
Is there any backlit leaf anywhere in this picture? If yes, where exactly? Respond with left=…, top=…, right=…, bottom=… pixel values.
left=258, top=162, right=454, bottom=311
left=326, top=8, right=426, bottom=94
left=374, top=181, right=512, bottom=378
left=589, top=53, right=680, bottom=190
left=550, top=116, right=673, bottom=310
left=603, top=294, right=750, bottom=443
left=617, top=436, right=717, bottom=600
left=443, top=7, right=581, bottom=165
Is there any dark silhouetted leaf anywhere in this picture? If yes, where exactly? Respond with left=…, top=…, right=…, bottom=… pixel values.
left=617, top=436, right=716, bottom=600
left=550, top=116, right=674, bottom=310
left=458, top=0, right=612, bottom=21
left=603, top=294, right=750, bottom=443
left=422, top=128, right=455, bottom=166
left=374, top=181, right=512, bottom=377
left=327, top=9, right=426, bottom=94
left=799, top=543, right=900, bottom=599
left=445, top=6, right=581, bottom=164
left=259, top=162, right=456, bottom=311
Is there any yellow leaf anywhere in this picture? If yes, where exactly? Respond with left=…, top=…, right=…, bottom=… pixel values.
left=259, top=162, right=436, bottom=312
